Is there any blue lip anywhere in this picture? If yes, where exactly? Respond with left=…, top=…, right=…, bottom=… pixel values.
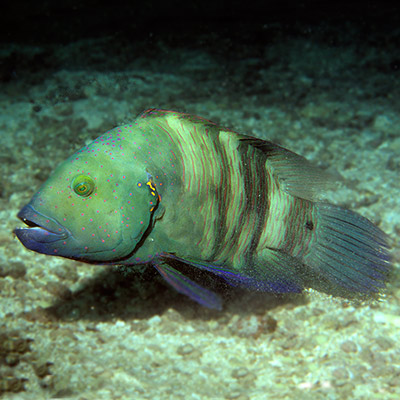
left=14, top=204, right=69, bottom=255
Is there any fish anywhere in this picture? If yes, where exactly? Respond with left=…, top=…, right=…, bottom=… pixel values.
left=14, top=109, right=391, bottom=310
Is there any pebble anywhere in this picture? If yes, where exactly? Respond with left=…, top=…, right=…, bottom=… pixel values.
left=375, top=336, right=394, bottom=351
left=332, top=367, right=349, bottom=380
left=340, top=340, right=358, bottom=353
left=231, top=367, right=249, bottom=379
left=177, top=343, right=194, bottom=356
left=0, top=262, right=27, bottom=279
left=44, top=281, right=72, bottom=299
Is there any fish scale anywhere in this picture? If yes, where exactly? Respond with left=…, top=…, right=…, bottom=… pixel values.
left=14, top=109, right=391, bottom=309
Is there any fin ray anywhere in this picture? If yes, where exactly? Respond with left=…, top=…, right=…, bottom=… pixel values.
left=241, top=137, right=337, bottom=200
left=153, top=262, right=222, bottom=310
left=162, top=252, right=304, bottom=294
left=304, top=203, right=391, bottom=295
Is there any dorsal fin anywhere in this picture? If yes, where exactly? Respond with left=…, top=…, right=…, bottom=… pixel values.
left=240, top=137, right=338, bottom=200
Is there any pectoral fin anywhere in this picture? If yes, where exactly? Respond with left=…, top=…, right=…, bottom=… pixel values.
left=153, top=262, right=222, bottom=310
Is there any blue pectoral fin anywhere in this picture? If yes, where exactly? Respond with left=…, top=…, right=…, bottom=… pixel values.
left=153, top=263, right=222, bottom=310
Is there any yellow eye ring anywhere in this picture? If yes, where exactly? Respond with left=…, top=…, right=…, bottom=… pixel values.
left=73, top=175, right=95, bottom=197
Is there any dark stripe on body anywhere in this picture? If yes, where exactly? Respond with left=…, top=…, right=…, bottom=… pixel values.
left=243, top=144, right=269, bottom=262
left=211, top=139, right=269, bottom=268
left=209, top=135, right=230, bottom=259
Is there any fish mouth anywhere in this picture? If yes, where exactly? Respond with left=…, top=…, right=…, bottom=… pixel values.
left=14, top=204, right=70, bottom=254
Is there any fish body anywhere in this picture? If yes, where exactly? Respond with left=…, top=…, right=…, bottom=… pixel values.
left=15, top=109, right=391, bottom=309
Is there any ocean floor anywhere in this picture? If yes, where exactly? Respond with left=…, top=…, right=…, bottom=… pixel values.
left=1, top=14, right=400, bottom=400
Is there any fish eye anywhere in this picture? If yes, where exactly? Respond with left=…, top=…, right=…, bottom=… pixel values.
left=72, top=175, right=95, bottom=197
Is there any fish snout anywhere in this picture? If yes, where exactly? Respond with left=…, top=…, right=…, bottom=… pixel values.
left=14, top=204, right=69, bottom=255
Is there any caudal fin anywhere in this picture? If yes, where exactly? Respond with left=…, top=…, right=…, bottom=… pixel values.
left=304, top=203, right=391, bottom=297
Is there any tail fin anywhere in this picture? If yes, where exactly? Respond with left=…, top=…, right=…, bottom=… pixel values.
left=304, top=203, right=391, bottom=297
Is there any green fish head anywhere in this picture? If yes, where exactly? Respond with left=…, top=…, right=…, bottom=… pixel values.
left=15, top=128, right=159, bottom=264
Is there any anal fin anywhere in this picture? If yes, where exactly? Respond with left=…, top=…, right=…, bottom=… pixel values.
left=246, top=248, right=305, bottom=293
left=161, top=252, right=304, bottom=294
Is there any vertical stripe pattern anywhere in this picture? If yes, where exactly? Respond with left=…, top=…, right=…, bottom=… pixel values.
left=141, top=110, right=316, bottom=272
left=153, top=111, right=272, bottom=270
